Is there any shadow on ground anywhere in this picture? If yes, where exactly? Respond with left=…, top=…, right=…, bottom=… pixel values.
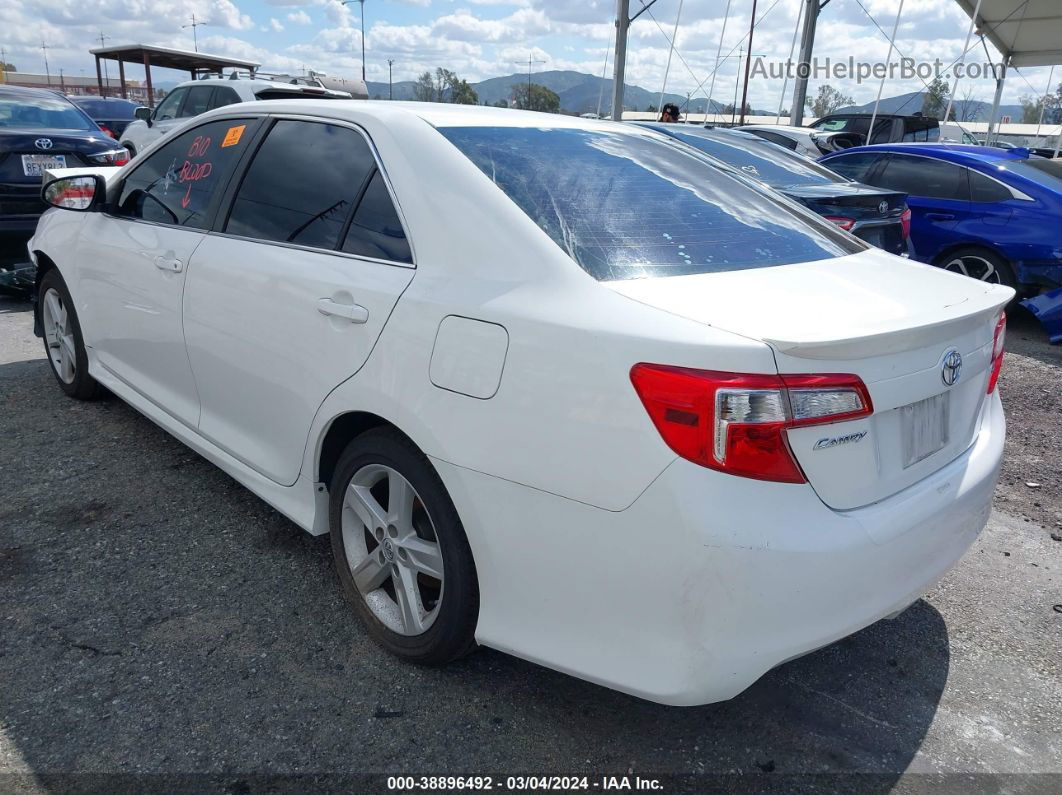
left=0, top=343, right=950, bottom=791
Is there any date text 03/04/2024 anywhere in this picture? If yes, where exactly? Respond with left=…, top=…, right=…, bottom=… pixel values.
left=386, top=776, right=664, bottom=791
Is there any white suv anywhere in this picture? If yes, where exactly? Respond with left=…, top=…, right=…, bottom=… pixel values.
left=120, top=75, right=355, bottom=157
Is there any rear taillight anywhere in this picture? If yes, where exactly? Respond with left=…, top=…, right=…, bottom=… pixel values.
left=630, top=365, right=873, bottom=484
left=88, top=148, right=129, bottom=167
left=986, top=312, right=1006, bottom=394
left=900, top=207, right=912, bottom=239
left=825, top=216, right=856, bottom=232
left=98, top=124, right=116, bottom=139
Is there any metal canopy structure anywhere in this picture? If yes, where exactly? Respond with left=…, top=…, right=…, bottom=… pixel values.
left=88, top=44, right=260, bottom=107
left=954, top=0, right=1062, bottom=67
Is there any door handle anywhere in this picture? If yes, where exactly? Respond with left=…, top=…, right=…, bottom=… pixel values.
left=925, top=213, right=955, bottom=221
left=154, top=255, right=183, bottom=273
left=317, top=297, right=369, bottom=324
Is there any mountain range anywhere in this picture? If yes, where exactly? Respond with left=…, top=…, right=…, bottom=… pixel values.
left=837, top=90, right=1026, bottom=123
left=366, top=69, right=773, bottom=115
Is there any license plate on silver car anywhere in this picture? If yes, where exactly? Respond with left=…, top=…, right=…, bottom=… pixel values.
left=21, top=154, right=67, bottom=177
left=900, top=392, right=950, bottom=468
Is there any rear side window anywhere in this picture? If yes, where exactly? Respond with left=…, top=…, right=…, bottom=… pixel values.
left=209, top=86, right=241, bottom=110
left=115, top=118, right=255, bottom=229
left=969, top=170, right=1013, bottom=203
left=439, top=126, right=862, bottom=281
left=876, top=155, right=968, bottom=200
left=226, top=120, right=376, bottom=250
left=181, top=86, right=213, bottom=118
left=824, top=152, right=881, bottom=182
left=341, top=171, right=412, bottom=263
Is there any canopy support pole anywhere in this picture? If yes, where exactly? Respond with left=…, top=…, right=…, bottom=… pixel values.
left=611, top=0, right=630, bottom=120
left=790, top=0, right=820, bottom=126
left=943, top=0, right=984, bottom=125
left=985, top=60, right=1008, bottom=145
left=868, top=0, right=906, bottom=145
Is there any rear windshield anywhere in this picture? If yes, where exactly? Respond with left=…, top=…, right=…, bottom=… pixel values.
left=73, top=99, right=137, bottom=118
left=1004, top=158, right=1062, bottom=191
left=438, top=126, right=862, bottom=281
left=663, top=128, right=847, bottom=187
left=0, top=93, right=96, bottom=131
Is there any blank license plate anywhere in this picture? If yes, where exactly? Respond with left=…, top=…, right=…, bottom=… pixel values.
left=21, top=154, right=67, bottom=177
left=900, top=393, right=950, bottom=468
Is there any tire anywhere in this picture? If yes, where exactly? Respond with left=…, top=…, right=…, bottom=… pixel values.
left=38, top=269, right=102, bottom=400
left=935, top=246, right=1017, bottom=290
left=329, top=427, right=479, bottom=664
left=122, top=143, right=136, bottom=158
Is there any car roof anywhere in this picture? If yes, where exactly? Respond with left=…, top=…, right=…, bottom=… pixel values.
left=739, top=124, right=812, bottom=135
left=0, top=84, right=72, bottom=100
left=227, top=99, right=664, bottom=134
left=826, top=142, right=1035, bottom=166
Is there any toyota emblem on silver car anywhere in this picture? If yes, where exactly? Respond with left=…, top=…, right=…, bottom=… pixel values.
left=878, top=200, right=889, bottom=215
left=34, top=138, right=54, bottom=150
left=941, top=350, right=963, bottom=386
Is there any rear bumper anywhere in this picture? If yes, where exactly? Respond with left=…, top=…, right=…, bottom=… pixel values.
left=437, top=392, right=1004, bottom=706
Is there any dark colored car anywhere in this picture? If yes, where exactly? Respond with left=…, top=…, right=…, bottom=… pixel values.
left=809, top=113, right=940, bottom=147
left=639, top=123, right=909, bottom=255
left=0, top=85, right=129, bottom=234
left=69, top=95, right=140, bottom=139
left=821, top=143, right=1062, bottom=292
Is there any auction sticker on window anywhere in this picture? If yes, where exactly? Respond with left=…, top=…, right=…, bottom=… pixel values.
left=221, top=125, right=246, bottom=147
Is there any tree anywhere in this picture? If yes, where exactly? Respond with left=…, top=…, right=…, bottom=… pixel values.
left=646, top=104, right=658, bottom=113
left=1, top=61, right=16, bottom=72
left=806, top=84, right=854, bottom=118
left=511, top=82, right=560, bottom=113
left=956, top=85, right=982, bottom=122
left=921, top=77, right=950, bottom=119
left=411, top=68, right=479, bottom=104
left=492, top=98, right=508, bottom=108
left=1020, top=94, right=1043, bottom=124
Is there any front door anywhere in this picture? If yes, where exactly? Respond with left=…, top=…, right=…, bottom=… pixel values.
left=77, top=116, right=258, bottom=427
left=183, top=118, right=416, bottom=485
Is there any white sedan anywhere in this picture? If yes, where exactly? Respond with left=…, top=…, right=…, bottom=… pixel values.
left=30, top=101, right=1011, bottom=706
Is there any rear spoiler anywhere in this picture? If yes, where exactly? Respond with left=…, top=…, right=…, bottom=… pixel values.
left=764, top=287, right=1013, bottom=359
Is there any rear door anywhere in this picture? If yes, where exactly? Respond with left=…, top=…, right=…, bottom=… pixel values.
left=868, top=153, right=971, bottom=260
left=182, top=117, right=415, bottom=485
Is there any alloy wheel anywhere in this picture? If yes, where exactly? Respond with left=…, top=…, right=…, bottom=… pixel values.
left=341, top=464, right=445, bottom=636
left=942, top=254, right=1000, bottom=283
left=42, top=287, right=76, bottom=384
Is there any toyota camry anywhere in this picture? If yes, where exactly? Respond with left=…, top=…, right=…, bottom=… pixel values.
left=29, top=102, right=1011, bottom=705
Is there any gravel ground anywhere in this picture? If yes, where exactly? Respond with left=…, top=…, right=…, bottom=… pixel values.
left=1, top=290, right=1060, bottom=793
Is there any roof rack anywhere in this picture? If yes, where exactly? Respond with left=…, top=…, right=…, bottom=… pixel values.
left=214, top=68, right=331, bottom=88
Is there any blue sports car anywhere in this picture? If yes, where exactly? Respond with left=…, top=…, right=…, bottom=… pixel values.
left=821, top=143, right=1062, bottom=293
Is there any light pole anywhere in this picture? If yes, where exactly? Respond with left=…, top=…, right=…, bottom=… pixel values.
left=98, top=32, right=110, bottom=96
left=341, top=0, right=367, bottom=82
left=387, top=58, right=394, bottom=99
left=183, top=13, right=206, bottom=53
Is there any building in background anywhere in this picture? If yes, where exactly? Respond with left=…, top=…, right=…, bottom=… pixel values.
left=0, top=70, right=160, bottom=104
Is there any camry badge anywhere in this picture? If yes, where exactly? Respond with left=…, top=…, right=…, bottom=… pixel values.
left=35, top=138, right=54, bottom=150
left=814, top=431, right=868, bottom=450
left=941, top=350, right=963, bottom=386
left=878, top=200, right=889, bottom=215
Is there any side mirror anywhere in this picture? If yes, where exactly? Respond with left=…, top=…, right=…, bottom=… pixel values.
left=42, top=175, right=106, bottom=212
left=134, top=106, right=153, bottom=126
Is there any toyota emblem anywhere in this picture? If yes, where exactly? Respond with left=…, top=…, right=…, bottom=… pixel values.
left=878, top=200, right=889, bottom=215
left=941, top=350, right=963, bottom=386
left=34, top=138, right=54, bottom=150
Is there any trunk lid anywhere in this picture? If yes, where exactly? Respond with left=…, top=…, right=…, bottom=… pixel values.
left=609, top=249, right=1012, bottom=510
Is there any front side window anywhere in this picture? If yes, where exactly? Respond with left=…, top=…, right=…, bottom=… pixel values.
left=751, top=130, right=799, bottom=150
left=876, top=155, right=968, bottom=200
left=115, top=118, right=255, bottom=229
left=439, top=126, right=862, bottom=281
left=153, top=88, right=186, bottom=121
left=226, top=120, right=376, bottom=250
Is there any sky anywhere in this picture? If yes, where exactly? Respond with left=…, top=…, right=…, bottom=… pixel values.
left=2, top=0, right=1058, bottom=111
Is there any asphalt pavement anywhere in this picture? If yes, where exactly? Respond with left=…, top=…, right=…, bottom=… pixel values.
left=1, top=293, right=1060, bottom=793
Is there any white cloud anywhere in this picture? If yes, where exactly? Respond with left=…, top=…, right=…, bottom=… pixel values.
left=287, top=10, right=312, bottom=25
left=267, top=18, right=285, bottom=32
